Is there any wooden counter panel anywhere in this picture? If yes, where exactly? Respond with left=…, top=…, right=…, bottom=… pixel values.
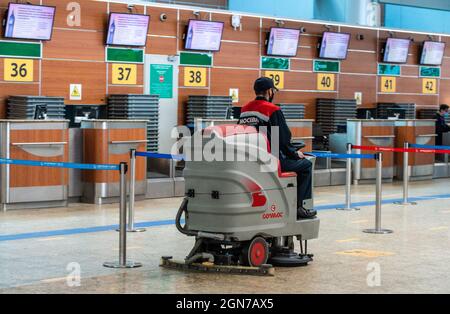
left=360, top=126, right=395, bottom=169
left=83, top=128, right=147, bottom=184
left=396, top=125, right=435, bottom=167
left=82, top=129, right=108, bottom=184
left=109, top=128, right=147, bottom=183
left=9, top=129, right=68, bottom=188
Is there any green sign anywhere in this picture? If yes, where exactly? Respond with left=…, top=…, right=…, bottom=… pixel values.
left=150, top=64, right=173, bottom=99
left=313, top=60, right=340, bottom=73
left=180, top=52, right=213, bottom=67
left=420, top=66, right=440, bottom=78
left=0, top=41, right=41, bottom=58
left=106, top=47, right=144, bottom=63
left=378, top=64, right=401, bottom=76
left=261, top=57, right=290, bottom=70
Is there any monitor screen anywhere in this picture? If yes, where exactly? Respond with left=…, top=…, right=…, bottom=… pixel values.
left=420, top=41, right=445, bottom=66
left=185, top=20, right=224, bottom=52
left=383, top=38, right=411, bottom=63
left=4, top=3, right=56, bottom=41
left=267, top=27, right=300, bottom=57
left=106, top=13, right=150, bottom=47
left=319, top=32, right=351, bottom=60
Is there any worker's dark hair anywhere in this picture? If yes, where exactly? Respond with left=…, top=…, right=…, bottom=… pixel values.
left=440, top=104, right=449, bottom=111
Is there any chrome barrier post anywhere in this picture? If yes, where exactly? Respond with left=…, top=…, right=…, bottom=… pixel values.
left=364, top=153, right=393, bottom=234
left=104, top=162, right=142, bottom=269
left=127, top=149, right=146, bottom=232
left=394, top=142, right=417, bottom=206
left=337, top=143, right=360, bottom=211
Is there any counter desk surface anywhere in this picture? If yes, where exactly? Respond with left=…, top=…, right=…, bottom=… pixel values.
left=0, top=120, right=70, bottom=210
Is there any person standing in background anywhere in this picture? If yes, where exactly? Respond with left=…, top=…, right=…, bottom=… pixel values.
left=436, top=104, right=450, bottom=147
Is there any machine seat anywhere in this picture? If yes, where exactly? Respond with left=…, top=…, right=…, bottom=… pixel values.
left=205, top=124, right=298, bottom=179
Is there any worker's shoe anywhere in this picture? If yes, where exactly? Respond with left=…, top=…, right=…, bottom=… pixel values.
left=297, top=207, right=317, bottom=220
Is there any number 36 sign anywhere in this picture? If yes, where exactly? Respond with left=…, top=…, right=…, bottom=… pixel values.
left=4, top=58, right=34, bottom=82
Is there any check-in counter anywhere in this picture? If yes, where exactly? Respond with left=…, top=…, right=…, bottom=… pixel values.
left=395, top=119, right=436, bottom=180
left=81, top=120, right=147, bottom=204
left=286, top=119, right=314, bottom=152
left=0, top=120, right=69, bottom=210
left=347, top=119, right=396, bottom=183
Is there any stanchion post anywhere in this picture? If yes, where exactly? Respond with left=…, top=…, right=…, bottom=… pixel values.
left=127, top=149, right=146, bottom=232
left=104, top=162, right=142, bottom=269
left=364, top=153, right=393, bottom=234
left=394, top=142, right=417, bottom=206
left=337, top=143, right=360, bottom=211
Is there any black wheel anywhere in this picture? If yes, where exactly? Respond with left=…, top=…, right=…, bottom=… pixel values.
left=241, top=237, right=269, bottom=267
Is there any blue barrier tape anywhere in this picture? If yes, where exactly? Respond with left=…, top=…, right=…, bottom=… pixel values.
left=307, top=152, right=375, bottom=159
left=410, top=143, right=450, bottom=151
left=136, top=151, right=185, bottom=161
left=0, top=158, right=120, bottom=171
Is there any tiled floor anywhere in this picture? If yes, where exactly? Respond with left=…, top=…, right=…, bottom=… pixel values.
left=1, top=179, right=449, bottom=294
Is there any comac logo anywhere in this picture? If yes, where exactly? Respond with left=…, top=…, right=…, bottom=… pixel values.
left=239, top=117, right=259, bottom=124
left=263, top=204, right=283, bottom=220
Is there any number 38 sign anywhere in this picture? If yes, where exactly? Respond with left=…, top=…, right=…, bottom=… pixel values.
left=4, top=58, right=34, bottom=82
left=184, top=67, right=207, bottom=87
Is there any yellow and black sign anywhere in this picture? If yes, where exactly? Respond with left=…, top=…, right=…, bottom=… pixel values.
left=265, top=71, right=284, bottom=90
left=184, top=67, right=207, bottom=87
left=4, top=58, right=34, bottom=82
left=380, top=76, right=396, bottom=93
left=422, top=78, right=437, bottom=94
left=317, top=73, right=335, bottom=91
left=112, top=64, right=137, bottom=85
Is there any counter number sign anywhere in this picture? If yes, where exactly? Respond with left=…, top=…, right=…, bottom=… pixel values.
left=112, top=64, right=137, bottom=85
left=184, top=67, right=207, bottom=87
left=422, top=78, right=437, bottom=94
left=4, top=58, right=33, bottom=82
left=265, top=71, right=284, bottom=90
left=381, top=76, right=396, bottom=93
left=317, top=73, right=335, bottom=91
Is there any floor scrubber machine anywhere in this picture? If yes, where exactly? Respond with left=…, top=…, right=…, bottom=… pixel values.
left=161, top=125, right=320, bottom=276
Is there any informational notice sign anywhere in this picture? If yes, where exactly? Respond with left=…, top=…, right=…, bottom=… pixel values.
left=150, top=64, right=173, bottom=99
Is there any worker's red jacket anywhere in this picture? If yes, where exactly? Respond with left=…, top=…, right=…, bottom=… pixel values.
left=238, top=97, right=299, bottom=161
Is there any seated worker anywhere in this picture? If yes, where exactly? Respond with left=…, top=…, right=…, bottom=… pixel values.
left=238, top=77, right=317, bottom=220
left=436, top=104, right=450, bottom=146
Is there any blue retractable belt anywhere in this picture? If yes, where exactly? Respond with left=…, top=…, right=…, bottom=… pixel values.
left=0, top=158, right=120, bottom=171
left=136, top=152, right=185, bottom=161
left=409, top=143, right=450, bottom=151
left=307, top=152, right=375, bottom=159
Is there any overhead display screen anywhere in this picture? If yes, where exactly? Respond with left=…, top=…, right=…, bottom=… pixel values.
left=106, top=13, right=150, bottom=47
left=319, top=32, right=351, bottom=60
left=267, top=27, right=300, bottom=57
left=4, top=3, right=56, bottom=41
left=420, top=41, right=445, bottom=66
left=184, top=20, right=224, bottom=52
left=383, top=38, right=411, bottom=63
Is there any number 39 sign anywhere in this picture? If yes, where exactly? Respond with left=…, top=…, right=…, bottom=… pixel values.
left=4, top=58, right=34, bottom=82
